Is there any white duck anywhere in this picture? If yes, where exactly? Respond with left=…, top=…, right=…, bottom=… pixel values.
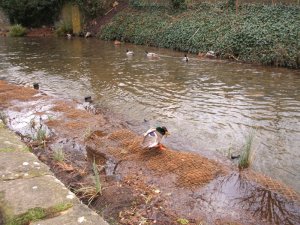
left=145, top=51, right=160, bottom=58
left=126, top=49, right=134, bottom=56
left=142, top=126, right=169, bottom=150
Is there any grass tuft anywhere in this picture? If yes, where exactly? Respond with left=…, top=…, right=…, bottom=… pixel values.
left=55, top=21, right=72, bottom=37
left=53, top=148, right=65, bottom=162
left=9, top=24, right=26, bottom=37
left=238, top=131, right=255, bottom=169
left=75, top=159, right=103, bottom=205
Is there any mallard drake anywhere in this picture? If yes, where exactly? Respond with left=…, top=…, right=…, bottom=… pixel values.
left=126, top=49, right=134, bottom=56
left=145, top=51, right=160, bottom=58
left=183, top=54, right=189, bottom=62
left=142, top=126, right=169, bottom=149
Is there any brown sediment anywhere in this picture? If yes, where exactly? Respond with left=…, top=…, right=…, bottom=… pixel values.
left=26, top=27, right=54, bottom=37
left=0, top=81, right=40, bottom=107
left=87, top=129, right=226, bottom=188
left=1, top=80, right=299, bottom=225
left=46, top=100, right=106, bottom=140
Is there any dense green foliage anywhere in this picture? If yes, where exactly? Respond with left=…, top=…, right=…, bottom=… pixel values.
left=100, top=3, right=300, bottom=68
left=74, top=0, right=107, bottom=19
left=171, top=0, right=187, bottom=10
left=0, top=0, right=107, bottom=27
left=9, top=24, right=26, bottom=37
left=0, top=0, right=63, bottom=27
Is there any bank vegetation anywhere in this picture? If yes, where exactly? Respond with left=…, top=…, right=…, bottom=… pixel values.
left=100, top=1, right=300, bottom=68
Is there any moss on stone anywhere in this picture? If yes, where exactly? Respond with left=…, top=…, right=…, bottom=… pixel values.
left=4, top=202, right=73, bottom=225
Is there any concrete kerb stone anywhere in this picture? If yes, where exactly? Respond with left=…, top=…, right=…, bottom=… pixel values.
left=0, top=123, right=29, bottom=152
left=0, top=151, right=51, bottom=181
left=0, top=175, right=78, bottom=216
left=0, top=121, right=108, bottom=224
left=31, top=203, right=108, bottom=225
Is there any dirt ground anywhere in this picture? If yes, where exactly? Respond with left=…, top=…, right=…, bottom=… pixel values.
left=0, top=81, right=299, bottom=225
left=26, top=27, right=54, bottom=37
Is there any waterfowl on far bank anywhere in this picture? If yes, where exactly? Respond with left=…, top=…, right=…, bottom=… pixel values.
left=145, top=51, right=160, bottom=58
left=183, top=54, right=189, bottom=62
left=126, top=49, right=134, bottom=56
left=142, top=126, right=169, bottom=150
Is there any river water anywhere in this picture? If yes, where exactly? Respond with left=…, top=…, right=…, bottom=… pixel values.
left=0, top=37, right=299, bottom=193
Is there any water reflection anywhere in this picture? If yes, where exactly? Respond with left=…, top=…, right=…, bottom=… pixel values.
left=0, top=37, right=299, bottom=193
left=196, top=172, right=300, bottom=225
left=238, top=176, right=300, bottom=224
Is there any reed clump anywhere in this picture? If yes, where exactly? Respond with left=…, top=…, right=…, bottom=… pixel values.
left=238, top=131, right=255, bottom=169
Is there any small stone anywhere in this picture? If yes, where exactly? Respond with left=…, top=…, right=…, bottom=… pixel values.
left=23, top=162, right=29, bottom=166
left=66, top=194, right=75, bottom=199
left=24, top=173, right=29, bottom=177
left=154, top=189, right=160, bottom=194
left=32, top=186, right=38, bottom=189
left=33, top=162, right=40, bottom=165
left=78, top=216, right=86, bottom=223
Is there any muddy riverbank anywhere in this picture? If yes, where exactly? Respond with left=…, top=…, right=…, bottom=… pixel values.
left=0, top=80, right=299, bottom=225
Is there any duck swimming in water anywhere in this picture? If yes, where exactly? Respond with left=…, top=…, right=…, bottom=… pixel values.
left=145, top=51, right=160, bottom=58
left=183, top=54, right=189, bottom=62
left=142, top=126, right=169, bottom=150
left=126, top=49, right=134, bottom=56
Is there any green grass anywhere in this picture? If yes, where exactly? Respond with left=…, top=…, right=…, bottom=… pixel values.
left=238, top=131, right=255, bottom=169
left=75, top=159, right=102, bottom=205
left=6, top=202, right=72, bottom=225
left=53, top=148, right=65, bottom=162
left=177, top=218, right=189, bottom=224
left=9, top=24, right=26, bottom=37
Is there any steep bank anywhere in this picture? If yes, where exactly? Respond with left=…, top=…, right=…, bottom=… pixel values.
left=99, top=3, right=300, bottom=69
left=1, top=80, right=300, bottom=224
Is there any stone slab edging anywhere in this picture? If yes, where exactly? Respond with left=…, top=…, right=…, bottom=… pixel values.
left=0, top=122, right=108, bottom=225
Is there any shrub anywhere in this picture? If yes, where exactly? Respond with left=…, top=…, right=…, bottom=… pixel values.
left=171, top=0, right=187, bottom=10
left=55, top=21, right=72, bottom=36
left=74, top=0, right=107, bottom=19
left=0, top=0, right=63, bottom=27
left=9, top=24, right=26, bottom=37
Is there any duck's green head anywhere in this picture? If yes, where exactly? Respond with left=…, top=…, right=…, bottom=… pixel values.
left=156, top=126, right=169, bottom=136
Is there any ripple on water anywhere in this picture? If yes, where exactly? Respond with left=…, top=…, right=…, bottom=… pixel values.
left=0, top=38, right=300, bottom=193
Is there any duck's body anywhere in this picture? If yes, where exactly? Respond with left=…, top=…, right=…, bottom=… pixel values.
left=205, top=50, right=216, bottom=59
left=145, top=51, right=160, bottom=58
left=142, top=127, right=169, bottom=149
left=183, top=54, right=189, bottom=62
left=126, top=49, right=134, bottom=56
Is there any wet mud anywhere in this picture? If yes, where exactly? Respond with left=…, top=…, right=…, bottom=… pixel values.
left=0, top=80, right=299, bottom=225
